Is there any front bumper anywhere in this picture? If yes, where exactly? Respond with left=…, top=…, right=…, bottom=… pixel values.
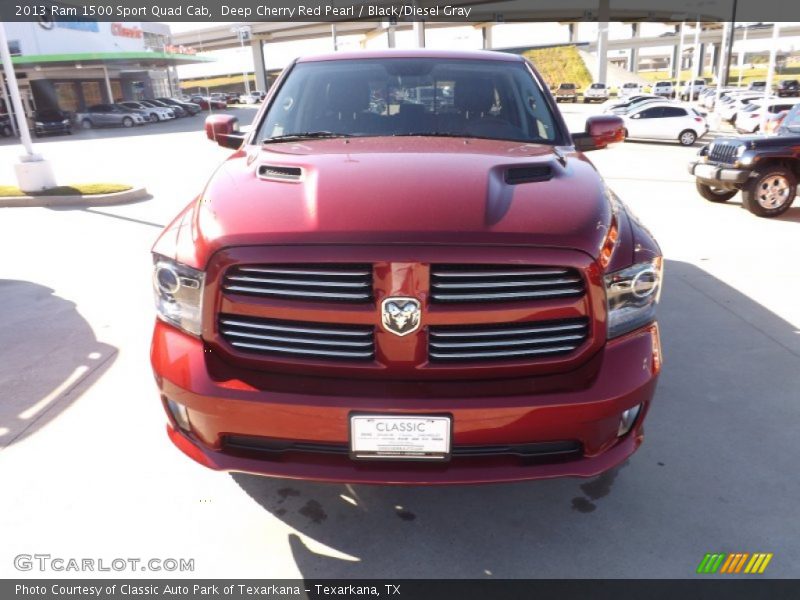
left=152, top=320, right=662, bottom=484
left=689, top=160, right=750, bottom=185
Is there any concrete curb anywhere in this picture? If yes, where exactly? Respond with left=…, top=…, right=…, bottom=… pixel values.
left=0, top=186, right=148, bottom=208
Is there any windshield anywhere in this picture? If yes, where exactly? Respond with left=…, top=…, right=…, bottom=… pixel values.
left=780, top=104, right=800, bottom=131
left=257, top=58, right=559, bottom=144
left=590, top=83, right=604, bottom=89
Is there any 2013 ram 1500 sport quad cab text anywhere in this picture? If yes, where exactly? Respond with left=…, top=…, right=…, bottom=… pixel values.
left=151, top=50, right=663, bottom=485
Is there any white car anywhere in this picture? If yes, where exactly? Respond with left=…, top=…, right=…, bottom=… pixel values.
left=583, top=82, right=609, bottom=103
left=619, top=82, right=643, bottom=98
left=622, top=102, right=707, bottom=146
left=652, top=81, right=675, bottom=98
left=239, top=92, right=263, bottom=104
left=735, top=98, right=800, bottom=133
left=718, top=93, right=769, bottom=123
left=679, top=79, right=707, bottom=101
left=118, top=101, right=175, bottom=122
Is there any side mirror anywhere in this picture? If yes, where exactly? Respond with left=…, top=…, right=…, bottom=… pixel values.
left=572, top=115, right=625, bottom=151
left=205, top=114, right=244, bottom=149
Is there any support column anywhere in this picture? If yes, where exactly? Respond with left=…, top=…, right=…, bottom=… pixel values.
left=0, top=75, right=17, bottom=136
left=629, top=23, right=639, bottom=73
left=671, top=43, right=680, bottom=79
left=331, top=24, right=338, bottom=51
left=596, top=0, right=609, bottom=83
left=482, top=24, right=493, bottom=49
left=413, top=21, right=425, bottom=48
left=569, top=23, right=579, bottom=43
left=387, top=24, right=396, bottom=48
left=251, top=39, right=267, bottom=93
left=102, top=65, right=114, bottom=102
left=696, top=42, right=705, bottom=77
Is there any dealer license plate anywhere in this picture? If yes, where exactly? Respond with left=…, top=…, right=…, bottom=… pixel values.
left=350, top=415, right=451, bottom=460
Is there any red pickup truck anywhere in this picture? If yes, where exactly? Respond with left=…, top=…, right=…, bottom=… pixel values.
left=151, top=49, right=663, bottom=484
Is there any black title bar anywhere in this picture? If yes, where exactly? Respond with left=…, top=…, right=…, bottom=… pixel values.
left=2, top=0, right=800, bottom=23
left=4, top=579, right=800, bottom=600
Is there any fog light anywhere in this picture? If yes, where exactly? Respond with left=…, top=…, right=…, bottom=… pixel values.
left=166, top=398, right=192, bottom=432
left=617, top=404, right=642, bottom=437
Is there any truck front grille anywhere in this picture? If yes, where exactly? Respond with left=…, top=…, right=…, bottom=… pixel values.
left=222, top=264, right=372, bottom=302
left=708, top=142, right=738, bottom=164
left=429, top=318, right=589, bottom=362
left=219, top=314, right=374, bottom=361
left=430, top=265, right=584, bottom=303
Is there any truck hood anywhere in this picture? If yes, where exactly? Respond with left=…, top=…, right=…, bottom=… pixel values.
left=186, top=137, right=613, bottom=267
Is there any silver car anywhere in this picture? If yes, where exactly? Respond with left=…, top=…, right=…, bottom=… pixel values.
left=118, top=101, right=174, bottom=122
left=76, top=104, right=148, bottom=129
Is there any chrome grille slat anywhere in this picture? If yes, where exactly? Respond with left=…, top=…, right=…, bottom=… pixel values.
left=227, top=275, right=371, bottom=289
left=230, top=341, right=373, bottom=359
left=431, top=264, right=585, bottom=303
left=429, top=318, right=589, bottom=362
left=433, top=268, right=570, bottom=278
left=219, top=314, right=374, bottom=362
left=434, top=277, right=582, bottom=289
left=220, top=318, right=371, bottom=337
left=429, top=333, right=585, bottom=349
left=238, top=267, right=371, bottom=277
left=223, top=264, right=373, bottom=303
left=430, top=346, right=578, bottom=360
left=430, top=322, right=586, bottom=338
left=432, top=288, right=584, bottom=301
left=221, top=330, right=374, bottom=348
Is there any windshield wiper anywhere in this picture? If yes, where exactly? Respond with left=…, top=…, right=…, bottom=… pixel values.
left=262, top=132, right=353, bottom=144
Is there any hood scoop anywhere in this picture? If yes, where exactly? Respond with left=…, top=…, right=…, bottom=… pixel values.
left=505, top=164, right=553, bottom=185
left=258, top=165, right=303, bottom=182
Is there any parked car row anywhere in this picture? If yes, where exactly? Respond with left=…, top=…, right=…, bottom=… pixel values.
left=74, top=98, right=201, bottom=130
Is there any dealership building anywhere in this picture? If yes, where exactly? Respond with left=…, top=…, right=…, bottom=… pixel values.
left=2, top=20, right=208, bottom=117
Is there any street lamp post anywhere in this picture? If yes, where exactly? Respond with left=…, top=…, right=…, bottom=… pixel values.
left=0, top=21, right=56, bottom=192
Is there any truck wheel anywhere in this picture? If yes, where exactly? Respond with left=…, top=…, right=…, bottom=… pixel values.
left=742, top=167, right=797, bottom=217
left=81, top=119, right=92, bottom=129
left=696, top=181, right=737, bottom=203
left=679, top=129, right=697, bottom=146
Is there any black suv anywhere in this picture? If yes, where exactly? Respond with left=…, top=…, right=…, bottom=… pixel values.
left=777, top=80, right=799, bottom=97
left=688, top=103, right=800, bottom=217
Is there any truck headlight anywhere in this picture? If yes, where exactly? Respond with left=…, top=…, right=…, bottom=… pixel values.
left=605, top=258, right=663, bottom=339
left=152, top=255, right=205, bottom=336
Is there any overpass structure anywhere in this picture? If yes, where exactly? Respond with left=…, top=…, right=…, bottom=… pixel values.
left=171, top=17, right=796, bottom=92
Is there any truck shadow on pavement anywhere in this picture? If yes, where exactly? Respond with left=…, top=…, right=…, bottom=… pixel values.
left=230, top=258, right=800, bottom=578
left=0, top=280, right=116, bottom=449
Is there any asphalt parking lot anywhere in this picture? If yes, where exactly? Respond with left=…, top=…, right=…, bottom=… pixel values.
left=0, top=102, right=798, bottom=579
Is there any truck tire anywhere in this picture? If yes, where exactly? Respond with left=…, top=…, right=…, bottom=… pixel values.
left=696, top=181, right=737, bottom=203
left=741, top=166, right=797, bottom=217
